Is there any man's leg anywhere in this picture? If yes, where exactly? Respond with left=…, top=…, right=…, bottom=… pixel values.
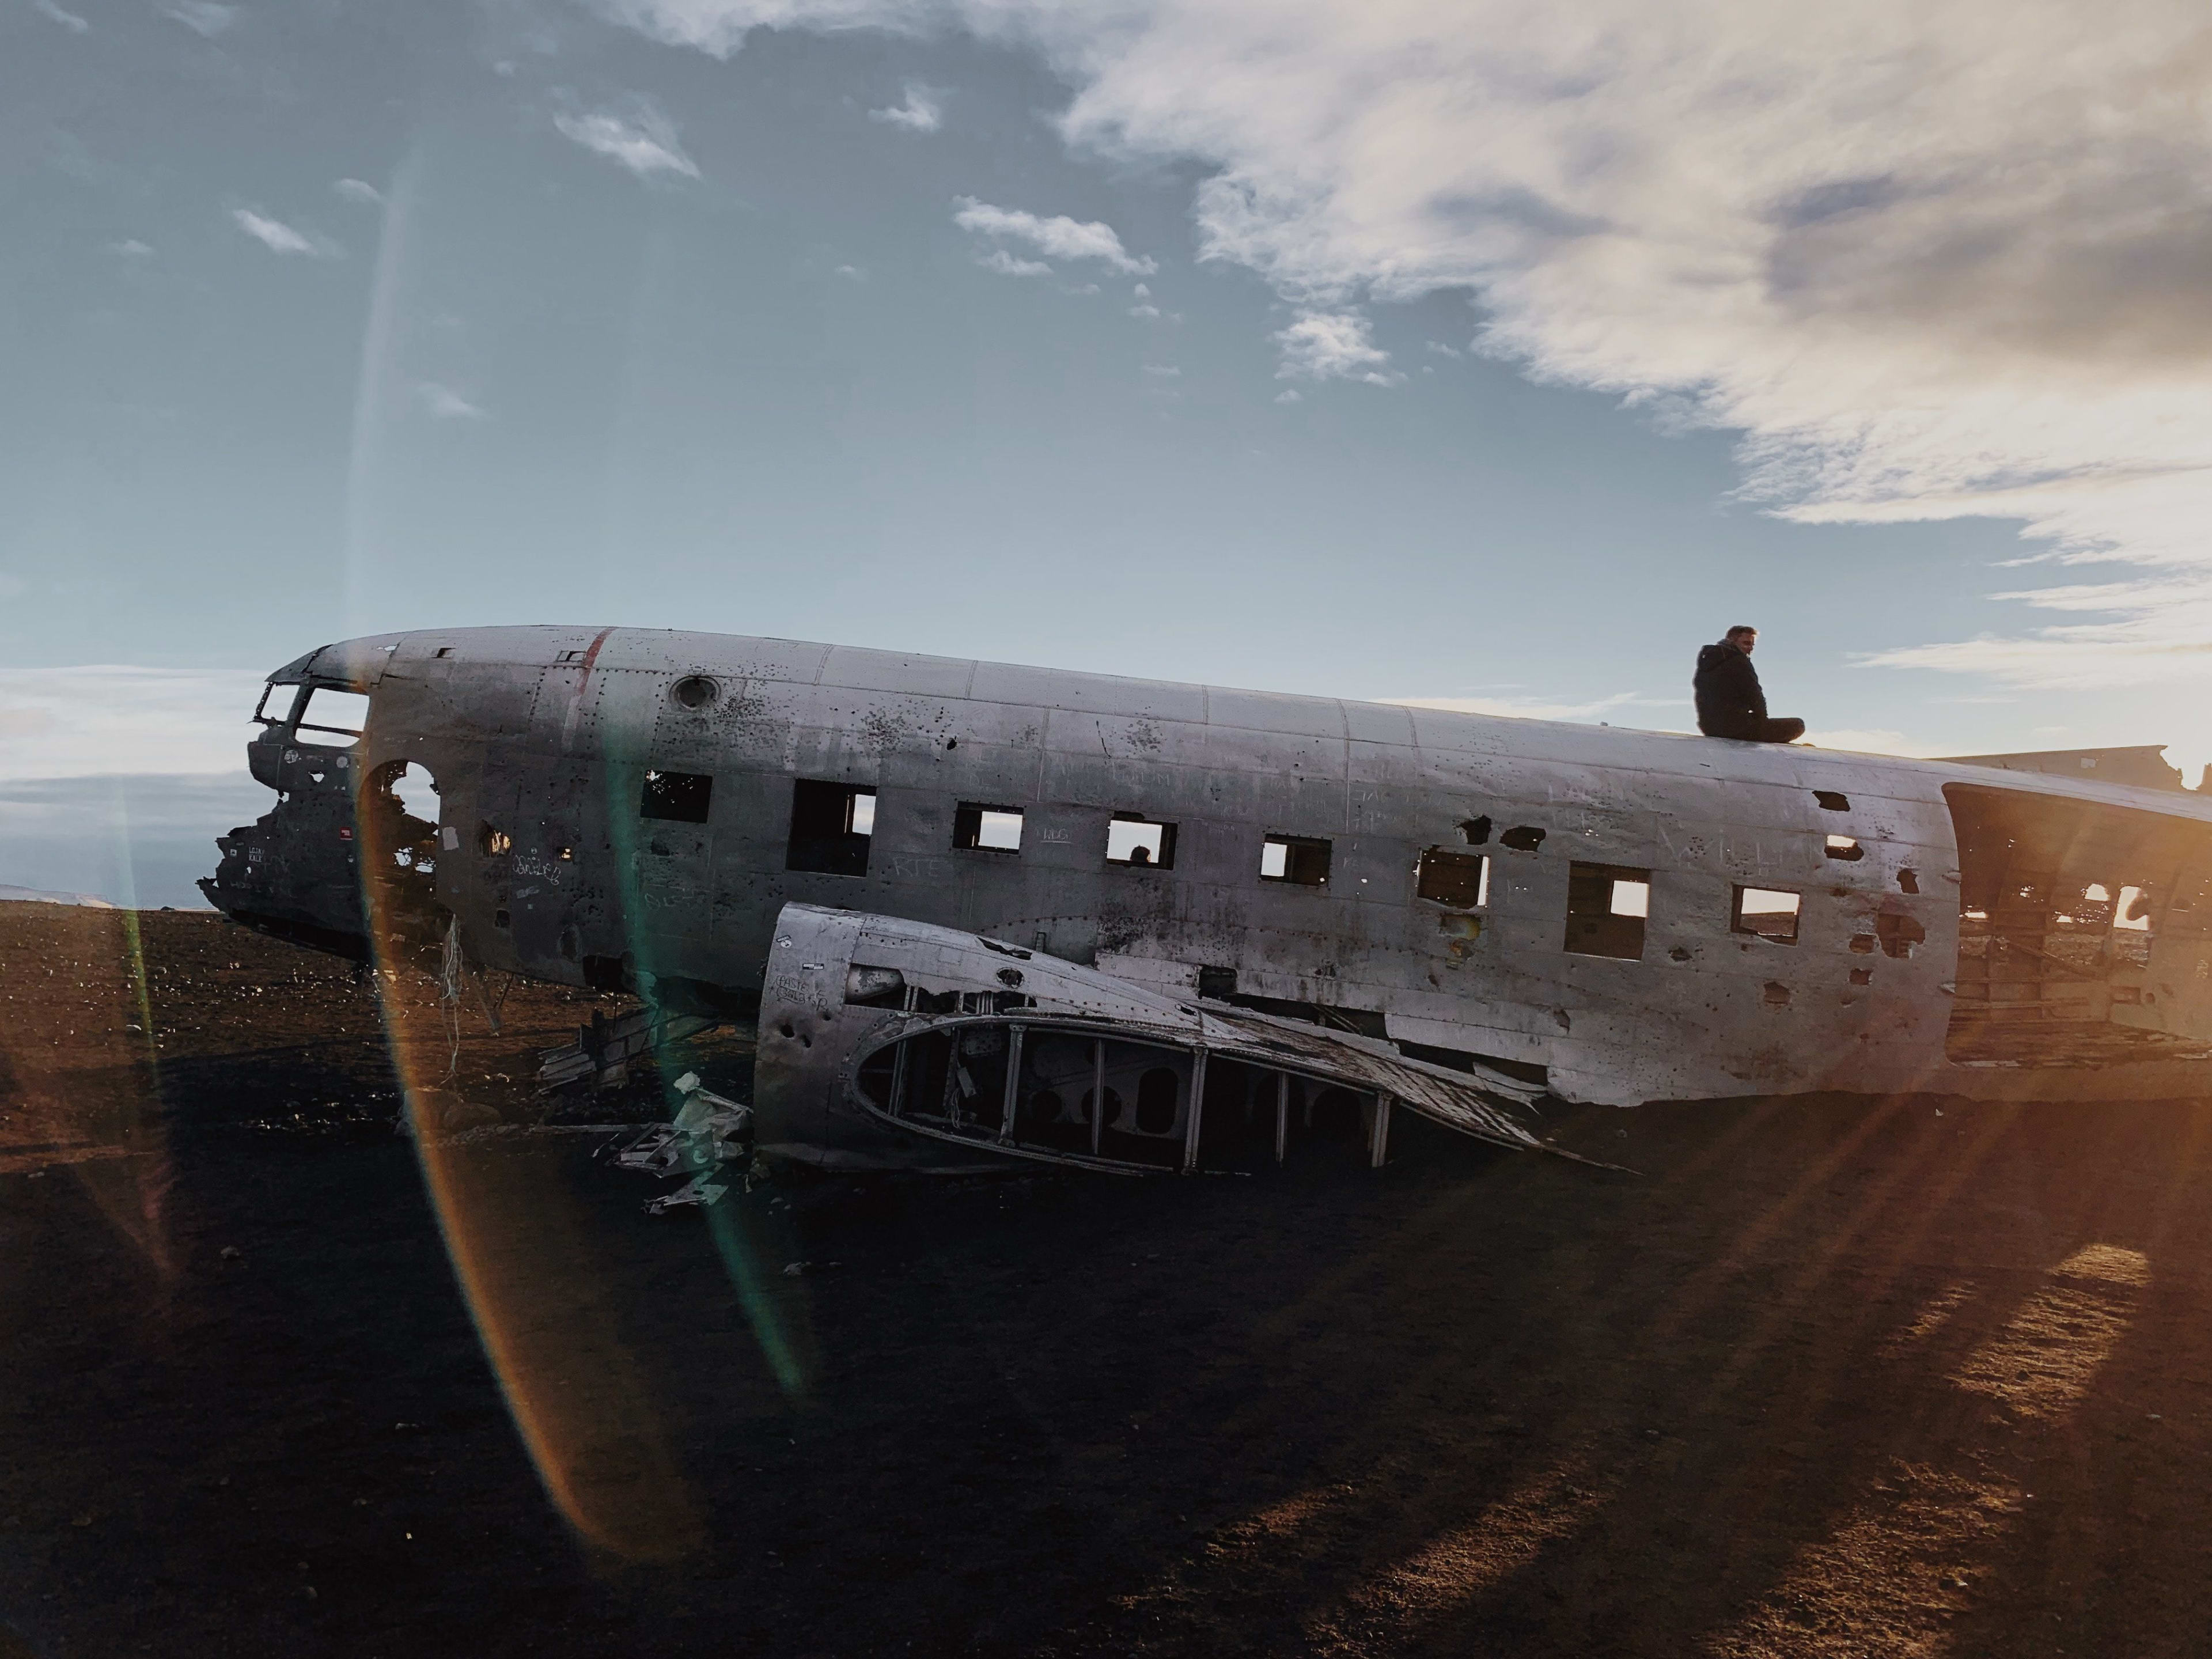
left=1755, top=717, right=1806, bottom=743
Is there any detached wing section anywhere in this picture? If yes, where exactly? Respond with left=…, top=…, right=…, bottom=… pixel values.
left=753, top=903, right=1573, bottom=1174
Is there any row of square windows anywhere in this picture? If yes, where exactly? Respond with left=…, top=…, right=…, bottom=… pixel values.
left=625, top=771, right=1849, bottom=957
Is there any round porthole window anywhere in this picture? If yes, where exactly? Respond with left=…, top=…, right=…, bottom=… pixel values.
left=671, top=675, right=719, bottom=710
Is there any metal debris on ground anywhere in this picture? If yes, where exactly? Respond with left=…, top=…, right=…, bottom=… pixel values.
left=600, top=1071, right=755, bottom=1213
left=644, top=1173, right=730, bottom=1214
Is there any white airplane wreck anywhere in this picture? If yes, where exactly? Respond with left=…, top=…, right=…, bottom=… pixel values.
left=201, top=627, right=2212, bottom=1174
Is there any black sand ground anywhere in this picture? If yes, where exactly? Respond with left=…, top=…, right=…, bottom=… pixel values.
left=5, top=904, right=2211, bottom=1657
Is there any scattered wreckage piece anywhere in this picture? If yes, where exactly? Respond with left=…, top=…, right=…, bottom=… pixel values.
left=753, top=904, right=1579, bottom=1175
left=643, top=1174, right=729, bottom=1215
left=601, top=1071, right=753, bottom=1212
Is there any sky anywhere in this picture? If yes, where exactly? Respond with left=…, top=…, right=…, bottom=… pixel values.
left=5, top=0, right=2210, bottom=904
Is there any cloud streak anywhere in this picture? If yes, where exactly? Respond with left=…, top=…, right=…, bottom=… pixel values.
left=416, top=382, right=487, bottom=421
left=607, top=0, right=2212, bottom=693
left=870, top=82, right=942, bottom=132
left=555, top=104, right=700, bottom=180
left=158, top=0, right=236, bottom=37
left=230, top=208, right=330, bottom=257
left=953, top=196, right=1155, bottom=275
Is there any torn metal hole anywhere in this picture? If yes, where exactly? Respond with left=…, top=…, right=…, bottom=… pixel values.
left=1897, top=868, right=1920, bottom=894
left=1849, top=967, right=1872, bottom=986
left=1763, top=982, right=1793, bottom=1006
left=1825, top=835, right=1865, bottom=861
left=1875, top=912, right=1926, bottom=959
left=1459, top=816, right=1493, bottom=846
left=1500, top=825, right=1546, bottom=853
left=1814, top=790, right=1851, bottom=812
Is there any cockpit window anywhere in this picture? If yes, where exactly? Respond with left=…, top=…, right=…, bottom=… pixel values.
left=293, top=687, right=371, bottom=747
left=253, top=683, right=302, bottom=725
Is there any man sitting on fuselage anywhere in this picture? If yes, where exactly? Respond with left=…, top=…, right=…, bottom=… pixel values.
left=1694, top=626, right=1805, bottom=744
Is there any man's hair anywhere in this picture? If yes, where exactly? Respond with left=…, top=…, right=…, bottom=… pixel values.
left=1724, top=624, right=1758, bottom=639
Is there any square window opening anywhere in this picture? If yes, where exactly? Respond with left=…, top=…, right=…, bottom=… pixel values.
left=787, top=779, right=876, bottom=876
left=954, top=803, right=1024, bottom=853
left=1260, top=834, right=1331, bottom=886
left=1416, top=847, right=1490, bottom=908
left=1566, top=862, right=1650, bottom=959
left=641, top=770, right=713, bottom=824
left=1733, top=885, right=1801, bottom=944
left=1107, top=814, right=1176, bottom=869
left=293, top=687, right=370, bottom=748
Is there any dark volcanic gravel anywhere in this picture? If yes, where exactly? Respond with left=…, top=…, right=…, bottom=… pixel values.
left=5, top=903, right=2212, bottom=1657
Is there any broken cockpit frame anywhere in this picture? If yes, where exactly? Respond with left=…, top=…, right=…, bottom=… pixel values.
left=752, top=903, right=1577, bottom=1175
left=204, top=651, right=449, bottom=961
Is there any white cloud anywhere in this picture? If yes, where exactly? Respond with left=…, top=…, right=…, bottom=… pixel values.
left=1143, top=363, right=1180, bottom=377
left=1274, top=388, right=1301, bottom=404
left=834, top=263, right=866, bottom=280
left=1426, top=340, right=1463, bottom=358
left=1127, top=302, right=1158, bottom=317
left=157, top=0, right=236, bottom=36
left=1274, top=310, right=1400, bottom=385
left=0, top=667, right=270, bottom=782
left=978, top=248, right=1052, bottom=278
left=415, top=382, right=487, bottom=421
left=869, top=82, right=942, bottom=132
left=230, top=209, right=331, bottom=258
left=36, top=0, right=89, bottom=31
left=111, top=239, right=153, bottom=257
left=601, top=0, right=2212, bottom=694
left=555, top=104, right=700, bottom=180
left=334, top=177, right=383, bottom=206
left=953, top=196, right=1155, bottom=275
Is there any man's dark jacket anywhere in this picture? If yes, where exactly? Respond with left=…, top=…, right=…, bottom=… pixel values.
left=1694, top=642, right=1767, bottom=738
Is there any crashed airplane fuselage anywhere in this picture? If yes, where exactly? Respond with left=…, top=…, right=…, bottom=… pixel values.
left=202, top=626, right=2212, bottom=1171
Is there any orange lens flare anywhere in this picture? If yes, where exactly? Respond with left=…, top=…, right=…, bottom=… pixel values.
left=360, top=813, right=703, bottom=1563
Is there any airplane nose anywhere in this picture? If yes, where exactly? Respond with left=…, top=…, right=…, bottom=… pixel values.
left=202, top=736, right=375, bottom=957
left=201, top=683, right=445, bottom=961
